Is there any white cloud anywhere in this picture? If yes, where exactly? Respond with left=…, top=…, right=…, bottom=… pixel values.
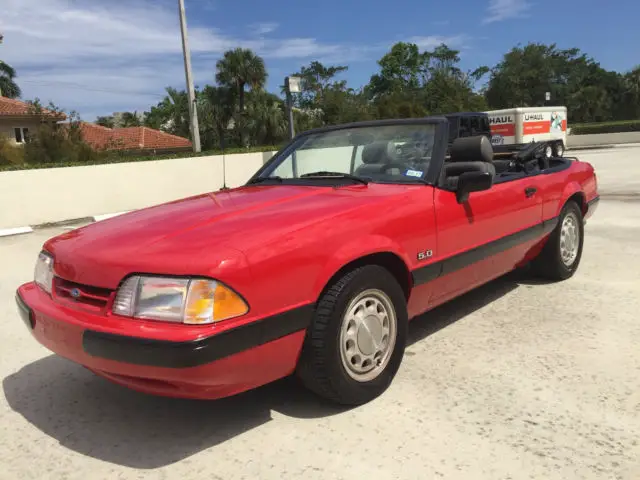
left=0, top=0, right=471, bottom=119
left=483, top=0, right=532, bottom=23
left=407, top=35, right=470, bottom=50
left=0, top=0, right=374, bottom=119
left=251, top=23, right=279, bottom=35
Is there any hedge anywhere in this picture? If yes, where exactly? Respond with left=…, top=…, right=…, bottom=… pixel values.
left=0, top=145, right=282, bottom=172
left=570, top=120, right=640, bottom=136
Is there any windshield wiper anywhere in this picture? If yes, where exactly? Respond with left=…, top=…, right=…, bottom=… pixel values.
left=300, top=171, right=369, bottom=185
left=248, top=176, right=283, bottom=184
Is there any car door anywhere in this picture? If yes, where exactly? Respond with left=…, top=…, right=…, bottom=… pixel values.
left=428, top=172, right=544, bottom=305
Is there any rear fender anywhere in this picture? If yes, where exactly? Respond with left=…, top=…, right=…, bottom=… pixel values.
left=313, top=235, right=412, bottom=299
left=558, top=181, right=586, bottom=216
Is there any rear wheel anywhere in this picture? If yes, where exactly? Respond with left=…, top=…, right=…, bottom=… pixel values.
left=296, top=265, right=407, bottom=405
left=553, top=141, right=565, bottom=157
left=544, top=143, right=553, bottom=158
left=531, top=200, right=584, bottom=280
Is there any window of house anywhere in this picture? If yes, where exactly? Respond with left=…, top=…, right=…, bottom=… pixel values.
left=14, top=127, right=29, bottom=143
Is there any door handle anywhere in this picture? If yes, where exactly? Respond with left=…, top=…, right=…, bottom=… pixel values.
left=524, top=187, right=537, bottom=198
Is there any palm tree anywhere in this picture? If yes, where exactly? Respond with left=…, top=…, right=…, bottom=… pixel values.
left=244, top=90, right=287, bottom=146
left=0, top=60, right=21, bottom=98
left=215, top=48, right=267, bottom=112
left=199, top=85, right=237, bottom=148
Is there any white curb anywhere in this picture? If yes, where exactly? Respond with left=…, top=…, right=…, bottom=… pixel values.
left=0, top=210, right=133, bottom=238
left=92, top=211, right=131, bottom=222
left=0, top=226, right=34, bottom=238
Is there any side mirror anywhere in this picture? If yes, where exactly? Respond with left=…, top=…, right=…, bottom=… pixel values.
left=456, top=170, right=493, bottom=203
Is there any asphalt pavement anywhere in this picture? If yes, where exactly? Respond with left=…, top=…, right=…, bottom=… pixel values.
left=1, top=146, right=639, bottom=480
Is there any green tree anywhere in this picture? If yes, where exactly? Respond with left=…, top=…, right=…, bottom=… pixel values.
left=23, top=100, right=99, bottom=165
left=366, top=42, right=427, bottom=99
left=288, top=61, right=349, bottom=109
left=484, top=42, right=627, bottom=122
left=95, top=116, right=115, bottom=128
left=244, top=90, right=287, bottom=146
left=366, top=42, right=487, bottom=119
left=144, top=87, right=190, bottom=137
left=287, top=61, right=372, bottom=127
left=198, top=85, right=237, bottom=149
left=0, top=60, right=21, bottom=98
left=215, top=48, right=267, bottom=112
left=118, top=111, right=143, bottom=127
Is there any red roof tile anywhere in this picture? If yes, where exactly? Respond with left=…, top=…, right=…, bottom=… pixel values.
left=79, top=123, right=192, bottom=152
left=0, top=96, right=66, bottom=119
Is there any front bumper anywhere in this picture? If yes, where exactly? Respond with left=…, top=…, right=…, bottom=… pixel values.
left=16, top=282, right=312, bottom=399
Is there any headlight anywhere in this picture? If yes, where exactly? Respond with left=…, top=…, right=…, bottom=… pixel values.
left=112, top=275, right=248, bottom=325
left=34, top=251, right=54, bottom=294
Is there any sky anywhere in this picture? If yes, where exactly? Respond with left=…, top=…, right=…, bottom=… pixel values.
left=1, top=0, right=639, bottom=121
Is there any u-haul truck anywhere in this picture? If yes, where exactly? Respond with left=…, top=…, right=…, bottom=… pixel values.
left=486, top=106, right=567, bottom=157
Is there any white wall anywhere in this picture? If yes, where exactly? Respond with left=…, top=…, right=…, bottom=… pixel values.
left=0, top=150, right=276, bottom=228
left=567, top=132, right=640, bottom=148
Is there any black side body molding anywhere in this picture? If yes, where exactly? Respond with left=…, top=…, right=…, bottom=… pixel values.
left=82, top=304, right=315, bottom=368
left=411, top=217, right=559, bottom=286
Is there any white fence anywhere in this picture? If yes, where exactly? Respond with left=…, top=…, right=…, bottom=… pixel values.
left=0, top=151, right=276, bottom=229
left=2, top=131, right=639, bottom=230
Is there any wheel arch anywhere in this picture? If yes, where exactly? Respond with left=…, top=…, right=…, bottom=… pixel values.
left=317, top=251, right=413, bottom=304
left=559, top=182, right=587, bottom=217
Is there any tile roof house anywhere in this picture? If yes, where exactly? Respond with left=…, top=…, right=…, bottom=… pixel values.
left=79, top=122, right=192, bottom=154
left=0, top=96, right=66, bottom=145
left=0, top=96, right=191, bottom=154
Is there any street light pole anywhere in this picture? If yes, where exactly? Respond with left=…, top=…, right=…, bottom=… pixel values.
left=284, top=76, right=301, bottom=140
left=178, top=0, right=201, bottom=153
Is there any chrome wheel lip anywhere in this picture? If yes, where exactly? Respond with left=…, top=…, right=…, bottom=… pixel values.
left=560, top=211, right=580, bottom=267
left=339, top=288, right=397, bottom=383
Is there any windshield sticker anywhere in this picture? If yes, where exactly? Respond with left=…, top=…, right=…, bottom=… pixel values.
left=405, top=169, right=424, bottom=178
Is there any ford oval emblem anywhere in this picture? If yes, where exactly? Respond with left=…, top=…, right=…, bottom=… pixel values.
left=70, top=288, right=81, bottom=299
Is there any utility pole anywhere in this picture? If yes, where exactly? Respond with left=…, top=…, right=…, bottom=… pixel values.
left=178, top=0, right=201, bottom=153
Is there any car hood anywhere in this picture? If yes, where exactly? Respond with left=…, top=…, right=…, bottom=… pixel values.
left=44, top=183, right=400, bottom=288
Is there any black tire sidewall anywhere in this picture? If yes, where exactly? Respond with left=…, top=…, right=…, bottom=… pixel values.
left=316, top=266, right=408, bottom=404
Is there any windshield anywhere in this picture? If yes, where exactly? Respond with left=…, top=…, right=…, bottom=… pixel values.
left=258, top=123, right=437, bottom=184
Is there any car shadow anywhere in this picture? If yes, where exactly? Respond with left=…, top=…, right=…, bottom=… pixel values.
left=3, top=269, right=536, bottom=469
left=407, top=269, right=524, bottom=345
left=3, top=358, right=345, bottom=469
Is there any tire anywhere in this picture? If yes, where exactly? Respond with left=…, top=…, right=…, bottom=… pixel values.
left=296, top=265, right=408, bottom=405
left=544, top=143, right=553, bottom=158
left=531, top=200, right=584, bottom=280
left=554, top=141, right=565, bottom=157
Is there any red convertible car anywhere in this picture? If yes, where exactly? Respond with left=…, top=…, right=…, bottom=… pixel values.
left=16, top=118, right=599, bottom=405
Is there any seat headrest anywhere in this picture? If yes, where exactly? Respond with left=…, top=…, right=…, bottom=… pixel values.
left=450, top=135, right=493, bottom=163
left=361, top=141, right=398, bottom=164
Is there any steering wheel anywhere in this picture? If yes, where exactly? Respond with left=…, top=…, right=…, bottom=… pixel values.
left=378, top=162, right=411, bottom=173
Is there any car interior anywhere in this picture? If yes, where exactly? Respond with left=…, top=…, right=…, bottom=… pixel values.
left=354, top=139, right=431, bottom=179
left=440, top=135, right=571, bottom=190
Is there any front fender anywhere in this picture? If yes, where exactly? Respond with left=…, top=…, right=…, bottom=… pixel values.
left=312, top=234, right=412, bottom=299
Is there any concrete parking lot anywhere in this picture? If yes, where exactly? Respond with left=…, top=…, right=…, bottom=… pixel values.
left=1, top=147, right=639, bottom=480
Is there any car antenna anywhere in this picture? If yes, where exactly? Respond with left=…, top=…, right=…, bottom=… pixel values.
left=220, top=135, right=229, bottom=191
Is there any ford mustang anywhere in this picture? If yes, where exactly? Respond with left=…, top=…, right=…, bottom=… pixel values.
left=15, top=117, right=599, bottom=405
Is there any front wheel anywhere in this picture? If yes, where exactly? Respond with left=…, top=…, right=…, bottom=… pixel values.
left=296, top=265, right=407, bottom=405
left=531, top=200, right=584, bottom=280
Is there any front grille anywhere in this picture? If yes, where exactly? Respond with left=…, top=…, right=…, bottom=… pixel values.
left=54, top=277, right=114, bottom=313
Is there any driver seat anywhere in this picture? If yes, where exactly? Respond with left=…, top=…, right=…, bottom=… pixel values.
left=442, top=136, right=496, bottom=189
left=355, top=141, right=396, bottom=177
